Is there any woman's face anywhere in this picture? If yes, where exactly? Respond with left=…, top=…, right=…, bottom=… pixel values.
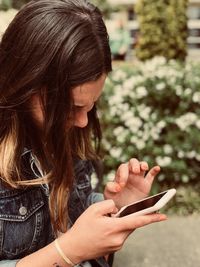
left=30, top=74, right=107, bottom=128
left=72, top=74, right=106, bottom=128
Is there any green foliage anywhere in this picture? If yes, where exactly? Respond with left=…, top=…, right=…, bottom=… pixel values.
left=163, top=184, right=200, bottom=215
left=0, top=0, right=30, bottom=10
left=90, top=0, right=112, bottom=18
left=0, top=0, right=112, bottom=15
left=99, top=57, right=200, bottom=189
left=12, top=0, right=29, bottom=9
left=135, top=0, right=189, bottom=61
left=0, top=0, right=12, bottom=10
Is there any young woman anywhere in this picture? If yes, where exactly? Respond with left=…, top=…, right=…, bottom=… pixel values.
left=0, top=1, right=167, bottom=266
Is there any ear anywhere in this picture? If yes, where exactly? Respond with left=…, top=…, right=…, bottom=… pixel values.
left=30, top=94, right=44, bottom=125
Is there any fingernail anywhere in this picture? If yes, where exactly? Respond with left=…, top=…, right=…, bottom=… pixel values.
left=159, top=215, right=167, bottom=220
left=115, top=184, right=121, bottom=192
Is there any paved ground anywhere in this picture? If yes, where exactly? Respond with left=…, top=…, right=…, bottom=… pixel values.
left=113, top=215, right=200, bottom=267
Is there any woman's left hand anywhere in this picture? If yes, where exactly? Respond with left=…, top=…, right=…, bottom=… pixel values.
left=104, top=158, right=161, bottom=209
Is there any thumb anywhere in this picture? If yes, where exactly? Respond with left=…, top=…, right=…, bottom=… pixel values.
left=91, top=199, right=118, bottom=215
left=104, top=181, right=122, bottom=194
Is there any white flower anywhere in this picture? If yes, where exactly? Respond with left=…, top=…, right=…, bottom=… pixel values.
left=102, top=139, right=111, bottom=150
left=175, top=112, right=198, bottom=131
left=125, top=117, right=143, bottom=132
left=149, top=128, right=159, bottom=140
left=121, top=103, right=129, bottom=112
left=135, top=140, right=146, bottom=150
left=130, top=135, right=138, bottom=144
left=113, top=126, right=124, bottom=136
left=169, top=77, right=177, bottom=85
left=137, top=105, right=151, bottom=120
left=175, top=85, right=183, bottom=96
left=137, top=130, right=144, bottom=138
left=163, top=144, right=173, bottom=154
left=182, top=175, right=189, bottom=183
left=186, top=151, right=196, bottom=159
left=151, top=112, right=158, bottom=120
left=110, top=106, right=118, bottom=116
left=142, top=130, right=150, bottom=141
left=120, top=110, right=134, bottom=121
left=156, top=156, right=172, bottom=167
left=157, top=120, right=166, bottom=129
left=116, top=130, right=128, bottom=143
left=123, top=78, right=134, bottom=91
left=110, top=147, right=122, bottom=159
left=195, top=154, right=200, bottom=161
left=112, top=69, right=127, bottom=81
left=135, top=86, right=148, bottom=98
left=184, top=88, right=192, bottom=96
left=178, top=151, right=185, bottom=158
left=158, top=174, right=165, bottom=181
left=155, top=69, right=167, bottom=79
left=141, top=57, right=167, bottom=74
left=193, top=92, right=200, bottom=103
left=108, top=95, right=121, bottom=106
left=156, top=82, right=165, bottom=91
left=196, top=120, right=200, bottom=129
left=106, top=171, right=115, bottom=181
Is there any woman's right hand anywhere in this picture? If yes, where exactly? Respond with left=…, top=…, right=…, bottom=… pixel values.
left=58, top=199, right=167, bottom=264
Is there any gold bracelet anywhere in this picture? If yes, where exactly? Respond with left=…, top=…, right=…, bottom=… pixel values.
left=54, top=239, right=75, bottom=266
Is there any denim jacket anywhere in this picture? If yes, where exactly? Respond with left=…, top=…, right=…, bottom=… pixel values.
left=0, top=149, right=109, bottom=267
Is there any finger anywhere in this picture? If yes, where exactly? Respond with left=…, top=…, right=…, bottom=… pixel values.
left=140, top=161, right=149, bottom=171
left=128, top=158, right=141, bottom=174
left=105, top=181, right=121, bottom=194
left=145, top=165, right=161, bottom=185
left=140, top=161, right=149, bottom=176
left=115, top=163, right=129, bottom=187
left=91, top=199, right=117, bottom=215
left=117, top=213, right=167, bottom=231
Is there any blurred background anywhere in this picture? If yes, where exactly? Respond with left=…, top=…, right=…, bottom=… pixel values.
left=0, top=0, right=199, bottom=266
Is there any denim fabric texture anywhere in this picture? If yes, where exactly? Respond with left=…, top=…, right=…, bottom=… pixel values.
left=0, top=150, right=109, bottom=267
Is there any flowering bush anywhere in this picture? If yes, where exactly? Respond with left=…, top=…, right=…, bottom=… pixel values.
left=99, top=57, right=200, bottom=189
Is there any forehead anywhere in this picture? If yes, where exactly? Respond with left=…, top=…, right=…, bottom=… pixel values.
left=72, top=74, right=106, bottom=105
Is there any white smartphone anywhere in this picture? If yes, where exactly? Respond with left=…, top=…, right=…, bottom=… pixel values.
left=113, top=188, right=176, bottom=218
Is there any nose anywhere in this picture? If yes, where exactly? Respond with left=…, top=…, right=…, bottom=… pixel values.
left=74, top=111, right=88, bottom=128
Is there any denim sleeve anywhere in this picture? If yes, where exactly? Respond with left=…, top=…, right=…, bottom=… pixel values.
left=0, top=259, right=19, bottom=267
left=86, top=192, right=104, bottom=206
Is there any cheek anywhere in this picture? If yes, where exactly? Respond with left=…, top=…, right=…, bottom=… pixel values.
left=74, top=111, right=88, bottom=128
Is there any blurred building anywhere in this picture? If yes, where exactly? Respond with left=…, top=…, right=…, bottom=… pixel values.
left=107, top=0, right=200, bottom=59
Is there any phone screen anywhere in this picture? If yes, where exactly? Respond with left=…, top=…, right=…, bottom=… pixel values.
left=118, top=191, right=167, bottom=217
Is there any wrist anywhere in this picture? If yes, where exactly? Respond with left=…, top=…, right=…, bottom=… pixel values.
left=54, top=239, right=75, bottom=266
left=58, top=231, right=84, bottom=265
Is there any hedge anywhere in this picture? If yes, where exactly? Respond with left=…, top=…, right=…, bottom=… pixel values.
left=99, top=57, right=200, bottom=191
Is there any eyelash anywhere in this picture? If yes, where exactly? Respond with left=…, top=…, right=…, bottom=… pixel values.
left=73, top=106, right=84, bottom=112
left=73, top=102, right=96, bottom=112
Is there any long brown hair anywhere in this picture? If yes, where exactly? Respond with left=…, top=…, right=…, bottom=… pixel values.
left=0, top=0, right=112, bottom=232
